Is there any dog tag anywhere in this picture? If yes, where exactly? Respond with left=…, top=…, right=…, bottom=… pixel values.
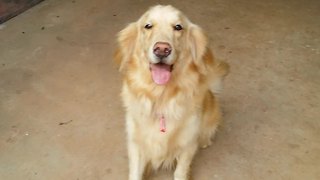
left=160, top=115, right=166, bottom=132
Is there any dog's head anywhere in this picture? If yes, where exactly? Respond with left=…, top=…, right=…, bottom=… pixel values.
left=115, top=5, right=208, bottom=85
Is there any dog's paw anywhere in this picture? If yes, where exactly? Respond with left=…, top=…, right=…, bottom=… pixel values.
left=199, top=129, right=217, bottom=149
left=174, top=175, right=190, bottom=180
left=200, top=139, right=212, bottom=149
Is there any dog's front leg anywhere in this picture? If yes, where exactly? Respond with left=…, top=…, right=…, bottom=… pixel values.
left=174, top=144, right=197, bottom=180
left=126, top=114, right=147, bottom=180
left=128, top=139, right=146, bottom=180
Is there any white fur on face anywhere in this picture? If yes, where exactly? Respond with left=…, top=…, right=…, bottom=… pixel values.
left=148, top=5, right=180, bottom=23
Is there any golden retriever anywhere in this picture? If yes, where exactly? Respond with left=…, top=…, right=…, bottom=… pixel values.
left=114, top=5, right=229, bottom=180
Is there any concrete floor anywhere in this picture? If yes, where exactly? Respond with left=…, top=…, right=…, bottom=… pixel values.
left=0, top=0, right=319, bottom=179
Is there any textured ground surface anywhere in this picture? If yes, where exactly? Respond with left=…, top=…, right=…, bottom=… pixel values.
left=0, top=0, right=319, bottom=179
left=0, top=0, right=44, bottom=23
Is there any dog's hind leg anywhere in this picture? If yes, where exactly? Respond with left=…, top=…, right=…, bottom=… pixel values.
left=199, top=91, right=221, bottom=148
left=199, top=60, right=228, bottom=148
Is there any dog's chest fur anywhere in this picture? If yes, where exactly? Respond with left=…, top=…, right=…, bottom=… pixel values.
left=122, top=81, right=203, bottom=168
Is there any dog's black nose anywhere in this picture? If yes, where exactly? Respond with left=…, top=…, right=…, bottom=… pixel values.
left=153, top=42, right=172, bottom=59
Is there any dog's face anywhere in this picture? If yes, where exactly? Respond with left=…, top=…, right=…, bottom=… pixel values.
left=115, top=5, right=208, bottom=85
left=138, top=5, right=185, bottom=66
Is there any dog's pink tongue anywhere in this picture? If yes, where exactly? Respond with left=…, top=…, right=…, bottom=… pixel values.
left=150, top=63, right=171, bottom=85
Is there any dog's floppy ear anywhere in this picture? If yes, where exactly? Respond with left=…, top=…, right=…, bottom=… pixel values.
left=114, top=22, right=138, bottom=72
left=188, top=24, right=209, bottom=74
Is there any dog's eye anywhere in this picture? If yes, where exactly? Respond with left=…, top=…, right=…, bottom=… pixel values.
left=174, top=24, right=183, bottom=31
left=144, top=24, right=153, bottom=29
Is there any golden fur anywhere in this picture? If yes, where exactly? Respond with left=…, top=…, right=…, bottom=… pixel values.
left=114, top=5, right=229, bottom=180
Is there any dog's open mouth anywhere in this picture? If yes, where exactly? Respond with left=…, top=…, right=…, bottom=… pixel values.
left=149, top=62, right=173, bottom=85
